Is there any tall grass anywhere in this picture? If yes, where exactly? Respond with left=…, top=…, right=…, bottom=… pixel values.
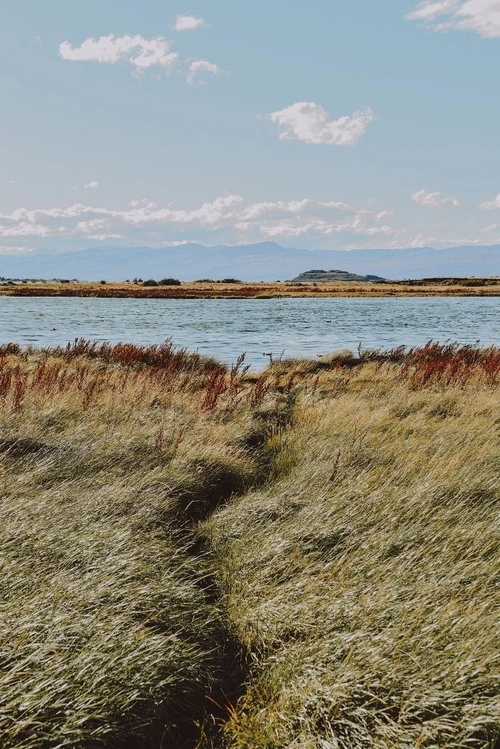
left=204, top=352, right=500, bottom=748
left=0, top=345, right=280, bottom=747
left=0, top=343, right=498, bottom=747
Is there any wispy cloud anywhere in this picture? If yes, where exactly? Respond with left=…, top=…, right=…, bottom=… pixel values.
left=479, top=193, right=500, bottom=209
left=269, top=102, right=374, bottom=146
left=412, top=188, right=462, bottom=208
left=173, top=15, right=206, bottom=32
left=187, top=60, right=224, bottom=85
left=239, top=199, right=354, bottom=221
left=0, top=195, right=396, bottom=243
left=59, top=35, right=179, bottom=75
left=405, top=1, right=500, bottom=38
left=3, top=194, right=498, bottom=251
left=83, top=181, right=99, bottom=190
left=0, top=245, right=34, bottom=255
left=0, top=222, right=50, bottom=238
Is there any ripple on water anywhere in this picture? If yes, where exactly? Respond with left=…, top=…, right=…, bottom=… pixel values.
left=0, top=296, right=498, bottom=370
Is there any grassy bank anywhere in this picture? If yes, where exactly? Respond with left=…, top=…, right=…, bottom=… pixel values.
left=0, top=342, right=279, bottom=747
left=0, top=342, right=499, bottom=747
left=1, top=278, right=500, bottom=298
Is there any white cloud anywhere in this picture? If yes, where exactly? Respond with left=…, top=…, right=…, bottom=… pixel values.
left=257, top=215, right=396, bottom=240
left=70, top=181, right=100, bottom=191
left=88, top=233, right=124, bottom=241
left=187, top=59, right=223, bottom=85
left=0, top=245, right=34, bottom=255
left=405, top=0, right=459, bottom=21
left=240, top=199, right=353, bottom=221
left=409, top=232, right=438, bottom=248
left=269, top=102, right=374, bottom=146
left=75, top=219, right=108, bottom=234
left=405, top=1, right=500, bottom=38
left=59, top=35, right=179, bottom=75
left=0, top=195, right=398, bottom=244
left=412, top=188, right=462, bottom=208
left=0, top=203, right=109, bottom=223
left=123, top=194, right=244, bottom=227
left=60, top=34, right=225, bottom=85
left=9, top=194, right=494, bottom=249
left=129, top=198, right=155, bottom=209
left=0, top=222, right=50, bottom=238
left=173, top=15, right=205, bottom=32
left=239, top=205, right=396, bottom=241
left=0, top=180, right=15, bottom=186
left=480, top=193, right=500, bottom=209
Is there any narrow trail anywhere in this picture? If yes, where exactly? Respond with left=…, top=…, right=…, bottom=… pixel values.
left=153, top=402, right=296, bottom=749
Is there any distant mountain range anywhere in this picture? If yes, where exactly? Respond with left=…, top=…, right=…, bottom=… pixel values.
left=0, top=242, right=498, bottom=281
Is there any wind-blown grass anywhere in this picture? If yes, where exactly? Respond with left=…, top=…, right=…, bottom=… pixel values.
left=0, top=344, right=270, bottom=747
left=205, top=355, right=500, bottom=748
left=0, top=342, right=498, bottom=748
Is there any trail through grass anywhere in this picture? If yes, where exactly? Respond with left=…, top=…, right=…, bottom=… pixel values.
left=0, top=342, right=498, bottom=748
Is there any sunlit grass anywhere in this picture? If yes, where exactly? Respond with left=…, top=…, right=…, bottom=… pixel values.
left=0, top=342, right=498, bottom=747
left=0, top=344, right=269, bottom=747
left=205, top=355, right=500, bottom=748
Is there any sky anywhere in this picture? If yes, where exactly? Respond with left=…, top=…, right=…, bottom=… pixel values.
left=1, top=0, right=500, bottom=256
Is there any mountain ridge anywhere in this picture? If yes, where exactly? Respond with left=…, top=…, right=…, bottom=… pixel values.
left=0, top=242, right=498, bottom=281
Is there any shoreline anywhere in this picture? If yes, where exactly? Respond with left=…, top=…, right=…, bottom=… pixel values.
left=1, top=279, right=500, bottom=298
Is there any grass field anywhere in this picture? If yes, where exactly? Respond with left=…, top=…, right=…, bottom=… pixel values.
left=0, top=278, right=500, bottom=298
left=0, top=341, right=498, bottom=747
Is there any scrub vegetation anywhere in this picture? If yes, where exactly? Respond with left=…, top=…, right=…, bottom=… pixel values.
left=0, top=278, right=500, bottom=298
left=0, top=341, right=498, bottom=748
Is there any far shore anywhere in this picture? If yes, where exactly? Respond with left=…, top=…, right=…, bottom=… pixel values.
left=0, top=278, right=499, bottom=298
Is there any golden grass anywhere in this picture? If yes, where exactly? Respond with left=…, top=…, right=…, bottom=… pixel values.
left=205, top=361, right=500, bottom=748
left=0, top=347, right=272, bottom=747
left=0, top=342, right=498, bottom=747
left=0, top=279, right=499, bottom=298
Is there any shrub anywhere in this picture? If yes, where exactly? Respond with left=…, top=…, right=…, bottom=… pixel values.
left=462, top=279, right=487, bottom=287
left=158, top=278, right=181, bottom=286
left=143, top=279, right=158, bottom=287
left=218, top=278, right=242, bottom=284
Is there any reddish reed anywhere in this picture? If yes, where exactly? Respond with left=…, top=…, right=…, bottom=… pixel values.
left=397, top=342, right=500, bottom=387
left=45, top=339, right=225, bottom=376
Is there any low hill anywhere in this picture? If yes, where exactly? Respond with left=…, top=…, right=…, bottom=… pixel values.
left=0, top=242, right=498, bottom=281
left=291, top=268, right=385, bottom=282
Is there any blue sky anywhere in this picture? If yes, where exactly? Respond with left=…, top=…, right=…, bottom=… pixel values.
left=1, top=0, right=500, bottom=255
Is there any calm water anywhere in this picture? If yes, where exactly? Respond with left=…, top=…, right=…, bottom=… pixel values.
left=0, top=296, right=498, bottom=369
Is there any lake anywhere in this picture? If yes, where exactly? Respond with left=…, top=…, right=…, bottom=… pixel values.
left=0, top=296, right=498, bottom=369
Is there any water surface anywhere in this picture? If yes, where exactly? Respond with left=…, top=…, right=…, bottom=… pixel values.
left=0, top=296, right=498, bottom=369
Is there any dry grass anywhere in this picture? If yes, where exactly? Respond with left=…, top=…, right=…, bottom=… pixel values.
left=205, top=355, right=500, bottom=748
left=1, top=279, right=499, bottom=298
left=0, top=344, right=280, bottom=747
left=0, top=342, right=498, bottom=747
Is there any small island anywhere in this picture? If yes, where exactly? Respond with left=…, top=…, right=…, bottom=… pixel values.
left=291, top=268, right=385, bottom=282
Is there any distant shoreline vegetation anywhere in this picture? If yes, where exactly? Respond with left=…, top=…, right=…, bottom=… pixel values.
left=0, top=276, right=499, bottom=298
